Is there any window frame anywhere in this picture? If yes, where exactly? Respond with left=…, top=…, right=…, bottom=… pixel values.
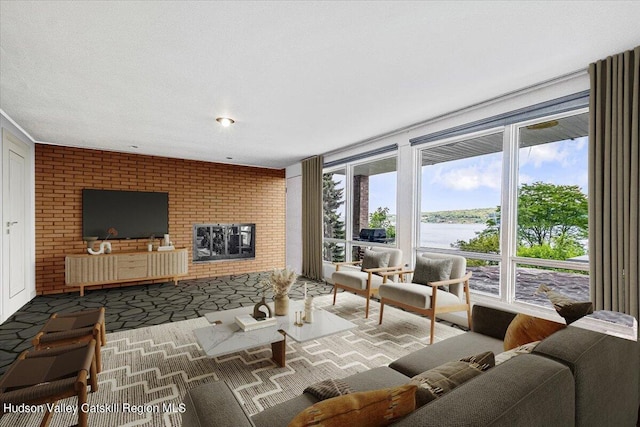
left=322, top=152, right=399, bottom=264
left=415, top=107, right=590, bottom=309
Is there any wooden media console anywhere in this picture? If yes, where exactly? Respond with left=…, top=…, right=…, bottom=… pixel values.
left=65, top=248, right=188, bottom=296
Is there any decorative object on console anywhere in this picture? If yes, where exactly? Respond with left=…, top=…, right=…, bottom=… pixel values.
left=536, top=284, right=594, bottom=324
left=87, top=227, right=118, bottom=255
left=87, top=241, right=111, bottom=255
left=83, top=236, right=98, bottom=249
left=157, top=233, right=175, bottom=251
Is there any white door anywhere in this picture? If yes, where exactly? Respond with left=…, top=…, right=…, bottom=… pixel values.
left=2, top=129, right=31, bottom=321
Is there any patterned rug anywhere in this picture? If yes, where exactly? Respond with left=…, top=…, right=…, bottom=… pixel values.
left=0, top=294, right=464, bottom=427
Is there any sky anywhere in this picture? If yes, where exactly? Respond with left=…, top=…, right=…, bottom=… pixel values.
left=420, top=136, right=588, bottom=212
left=330, top=135, right=588, bottom=217
left=365, top=136, right=589, bottom=214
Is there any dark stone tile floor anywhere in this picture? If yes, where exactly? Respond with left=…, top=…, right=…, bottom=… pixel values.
left=0, top=272, right=334, bottom=376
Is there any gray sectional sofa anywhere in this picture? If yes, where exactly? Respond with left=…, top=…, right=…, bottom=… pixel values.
left=181, top=304, right=639, bottom=427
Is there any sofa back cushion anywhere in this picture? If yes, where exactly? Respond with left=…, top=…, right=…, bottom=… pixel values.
left=471, top=304, right=518, bottom=340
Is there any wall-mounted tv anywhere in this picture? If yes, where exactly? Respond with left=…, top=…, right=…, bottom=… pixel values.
left=82, top=189, right=169, bottom=239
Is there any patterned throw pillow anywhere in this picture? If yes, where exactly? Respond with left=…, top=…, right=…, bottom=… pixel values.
left=412, top=257, right=453, bottom=291
left=503, top=313, right=566, bottom=351
left=304, top=378, right=353, bottom=401
left=288, top=384, right=417, bottom=427
left=408, top=351, right=495, bottom=407
left=361, top=249, right=391, bottom=272
left=495, top=341, right=540, bottom=365
left=537, top=284, right=594, bottom=324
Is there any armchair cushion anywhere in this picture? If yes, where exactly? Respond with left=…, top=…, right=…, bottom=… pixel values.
left=378, top=282, right=460, bottom=309
left=361, top=249, right=391, bottom=272
left=332, top=270, right=393, bottom=291
left=412, top=257, right=453, bottom=291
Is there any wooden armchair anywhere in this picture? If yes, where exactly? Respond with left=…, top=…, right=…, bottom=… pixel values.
left=378, top=252, right=472, bottom=343
left=331, top=247, right=403, bottom=318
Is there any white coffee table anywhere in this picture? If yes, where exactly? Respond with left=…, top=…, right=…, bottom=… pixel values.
left=194, top=300, right=356, bottom=367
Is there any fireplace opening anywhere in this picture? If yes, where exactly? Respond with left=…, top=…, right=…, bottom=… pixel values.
left=193, top=223, right=255, bottom=262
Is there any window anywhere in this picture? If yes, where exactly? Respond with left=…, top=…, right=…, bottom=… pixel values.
left=417, top=109, right=589, bottom=308
left=514, top=113, right=589, bottom=304
left=420, top=130, right=503, bottom=296
left=323, top=168, right=346, bottom=262
left=323, top=155, right=397, bottom=263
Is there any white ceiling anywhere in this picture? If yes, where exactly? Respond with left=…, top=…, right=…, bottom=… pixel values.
left=1, top=1, right=639, bottom=169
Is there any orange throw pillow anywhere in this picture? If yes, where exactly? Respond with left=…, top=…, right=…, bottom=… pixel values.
left=504, top=313, right=566, bottom=350
left=288, top=384, right=417, bottom=427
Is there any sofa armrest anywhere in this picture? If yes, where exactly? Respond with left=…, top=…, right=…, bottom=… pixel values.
left=182, top=381, right=255, bottom=427
left=471, top=304, right=517, bottom=340
left=534, top=326, right=639, bottom=426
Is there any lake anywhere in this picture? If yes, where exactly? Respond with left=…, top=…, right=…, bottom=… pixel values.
left=420, top=222, right=485, bottom=249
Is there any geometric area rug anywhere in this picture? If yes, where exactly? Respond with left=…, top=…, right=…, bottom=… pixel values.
left=0, top=293, right=464, bottom=427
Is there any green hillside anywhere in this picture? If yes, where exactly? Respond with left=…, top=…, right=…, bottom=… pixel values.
left=421, top=207, right=498, bottom=224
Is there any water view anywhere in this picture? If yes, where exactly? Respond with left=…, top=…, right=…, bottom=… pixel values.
left=420, top=222, right=485, bottom=249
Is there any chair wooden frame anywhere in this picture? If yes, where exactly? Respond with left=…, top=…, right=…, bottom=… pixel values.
left=32, top=307, right=106, bottom=373
left=0, top=340, right=98, bottom=427
left=379, top=270, right=473, bottom=344
left=332, top=260, right=405, bottom=318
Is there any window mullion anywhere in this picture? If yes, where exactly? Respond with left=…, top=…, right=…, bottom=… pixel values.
left=501, top=124, right=519, bottom=303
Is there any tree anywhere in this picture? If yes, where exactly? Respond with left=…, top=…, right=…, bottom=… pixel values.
left=323, top=173, right=345, bottom=261
left=453, top=183, right=588, bottom=261
left=517, top=182, right=588, bottom=248
left=369, top=206, right=396, bottom=239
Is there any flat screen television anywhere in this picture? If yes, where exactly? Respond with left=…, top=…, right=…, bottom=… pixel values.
left=82, top=189, right=169, bottom=239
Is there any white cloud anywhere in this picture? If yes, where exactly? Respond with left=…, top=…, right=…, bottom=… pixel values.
left=520, top=137, right=588, bottom=169
left=430, top=159, right=501, bottom=191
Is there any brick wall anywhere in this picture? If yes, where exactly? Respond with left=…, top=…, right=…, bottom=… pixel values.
left=35, top=144, right=286, bottom=294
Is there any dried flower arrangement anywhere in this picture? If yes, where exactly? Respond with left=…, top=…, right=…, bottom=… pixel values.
left=104, top=227, right=118, bottom=240
left=261, top=267, right=298, bottom=297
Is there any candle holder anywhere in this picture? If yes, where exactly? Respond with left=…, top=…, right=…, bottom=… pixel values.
left=304, top=297, right=314, bottom=323
left=294, top=311, right=305, bottom=327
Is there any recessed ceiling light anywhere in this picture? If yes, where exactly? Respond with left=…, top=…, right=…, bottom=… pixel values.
left=216, top=117, right=235, bottom=127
